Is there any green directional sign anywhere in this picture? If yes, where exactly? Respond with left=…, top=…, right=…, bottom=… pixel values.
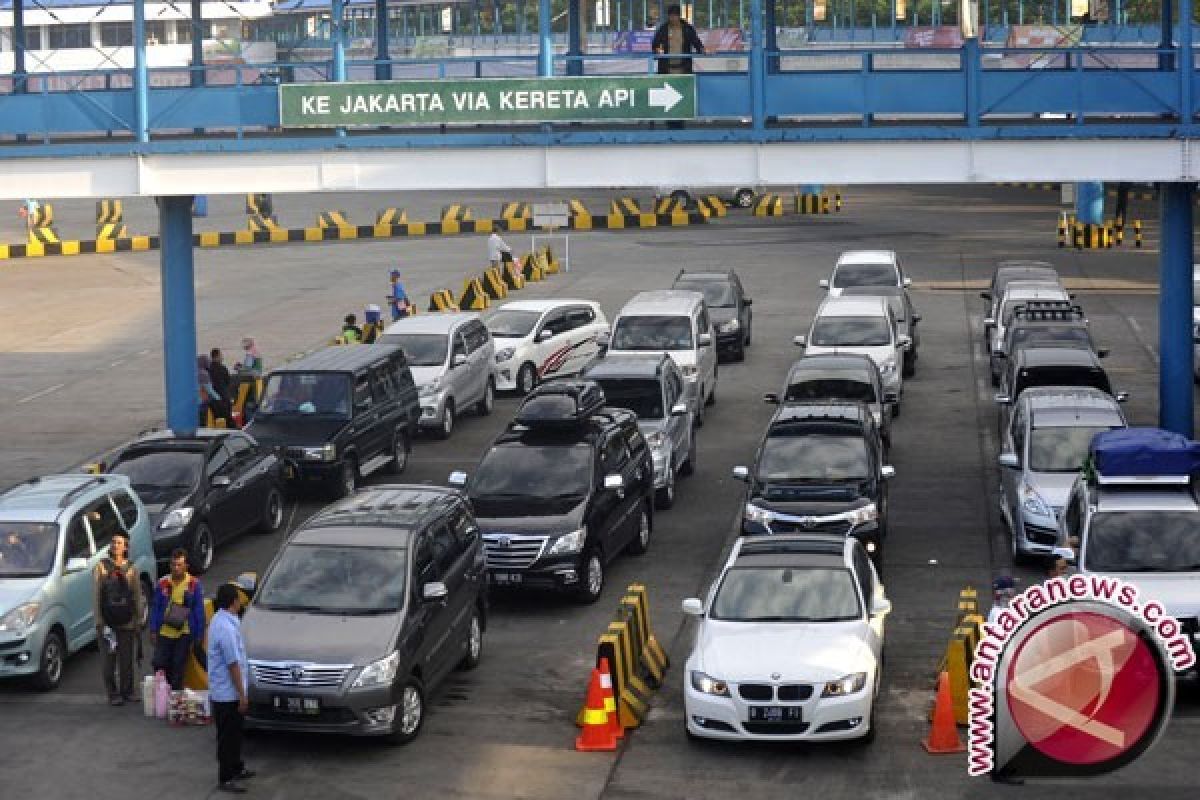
left=279, top=76, right=696, bottom=128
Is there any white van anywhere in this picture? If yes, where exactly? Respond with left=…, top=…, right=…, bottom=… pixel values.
left=795, top=295, right=911, bottom=409
left=606, top=290, right=718, bottom=423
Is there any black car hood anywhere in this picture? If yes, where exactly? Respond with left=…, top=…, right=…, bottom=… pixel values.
left=471, top=496, right=588, bottom=532
left=243, top=606, right=401, bottom=666
left=245, top=415, right=348, bottom=448
left=751, top=481, right=871, bottom=513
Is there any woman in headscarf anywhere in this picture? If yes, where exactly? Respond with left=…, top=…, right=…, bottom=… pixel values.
left=238, top=337, right=263, bottom=376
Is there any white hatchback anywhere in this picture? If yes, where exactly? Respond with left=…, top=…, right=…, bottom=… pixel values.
left=682, top=534, right=890, bottom=742
left=484, top=299, right=608, bottom=394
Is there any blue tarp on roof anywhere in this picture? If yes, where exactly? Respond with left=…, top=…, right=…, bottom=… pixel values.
left=1091, top=428, right=1200, bottom=477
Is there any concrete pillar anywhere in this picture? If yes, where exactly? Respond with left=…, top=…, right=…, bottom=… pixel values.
left=134, top=0, right=149, bottom=143
left=538, top=0, right=554, bottom=76
left=158, top=197, right=199, bottom=432
left=1075, top=182, right=1105, bottom=225
left=1158, top=183, right=1195, bottom=436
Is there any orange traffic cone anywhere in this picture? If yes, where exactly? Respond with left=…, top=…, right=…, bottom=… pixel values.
left=576, top=668, right=619, bottom=752
left=597, top=658, right=623, bottom=740
left=923, top=671, right=966, bottom=754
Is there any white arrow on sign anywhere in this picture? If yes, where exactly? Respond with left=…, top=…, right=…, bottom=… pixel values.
left=648, top=83, right=684, bottom=113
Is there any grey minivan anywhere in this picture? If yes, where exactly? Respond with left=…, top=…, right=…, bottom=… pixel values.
left=243, top=485, right=486, bottom=744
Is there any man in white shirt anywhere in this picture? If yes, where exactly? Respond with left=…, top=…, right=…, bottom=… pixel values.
left=487, top=226, right=511, bottom=268
left=987, top=575, right=1016, bottom=627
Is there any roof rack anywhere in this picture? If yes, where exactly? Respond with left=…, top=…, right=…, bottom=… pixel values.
left=739, top=538, right=845, bottom=556
left=1011, top=301, right=1084, bottom=322
left=514, top=380, right=606, bottom=428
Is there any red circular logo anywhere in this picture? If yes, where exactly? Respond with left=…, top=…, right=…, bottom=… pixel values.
left=1005, top=611, right=1161, bottom=765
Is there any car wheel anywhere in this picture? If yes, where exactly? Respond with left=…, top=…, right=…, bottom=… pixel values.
left=858, top=688, right=878, bottom=744
left=694, top=399, right=705, bottom=428
left=680, top=438, right=696, bottom=477
left=517, top=363, right=537, bottom=395
left=574, top=549, right=605, bottom=604
left=334, top=457, right=358, bottom=498
left=903, top=355, right=915, bottom=378
left=733, top=342, right=745, bottom=362
left=1010, top=522, right=1030, bottom=566
left=627, top=506, right=652, bottom=555
left=189, top=523, right=214, bottom=575
left=744, top=324, right=752, bottom=346
left=437, top=402, right=455, bottom=440
left=31, top=628, right=65, bottom=691
left=259, top=487, right=285, bottom=533
left=705, top=381, right=716, bottom=407
left=389, top=430, right=411, bottom=475
left=890, top=402, right=901, bottom=419
left=139, top=577, right=153, bottom=629
left=458, top=609, right=484, bottom=671
left=655, top=467, right=676, bottom=510
left=734, top=188, right=755, bottom=208
left=385, top=676, right=425, bottom=746
left=477, top=378, right=495, bottom=416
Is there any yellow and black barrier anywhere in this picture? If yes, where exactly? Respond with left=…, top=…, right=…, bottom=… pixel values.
left=441, top=204, right=473, bottom=222
left=795, top=193, right=836, bottom=215
left=752, top=194, right=785, bottom=217
left=1072, top=222, right=1114, bottom=249
left=997, top=181, right=1060, bottom=191
left=521, top=252, right=544, bottom=282
left=654, top=195, right=687, bottom=215
left=541, top=245, right=561, bottom=275
left=428, top=288, right=459, bottom=312
left=500, top=201, right=531, bottom=221
left=458, top=276, right=490, bottom=311
left=697, top=195, right=727, bottom=218
left=27, top=203, right=59, bottom=245
left=376, top=208, right=407, bottom=226
left=610, top=197, right=642, bottom=216
left=481, top=267, right=508, bottom=300
left=934, top=587, right=985, bottom=725
left=1134, top=219, right=1143, bottom=247
left=96, top=199, right=129, bottom=240
left=245, top=193, right=280, bottom=232
left=502, top=259, right=526, bottom=290
left=317, top=210, right=353, bottom=230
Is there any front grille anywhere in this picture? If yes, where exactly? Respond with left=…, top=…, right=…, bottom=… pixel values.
left=737, top=683, right=774, bottom=701
left=744, top=721, right=809, bottom=735
left=250, top=661, right=353, bottom=688
left=483, top=534, right=547, bottom=570
left=777, top=684, right=813, bottom=701
left=0, top=639, right=26, bottom=653
left=770, top=519, right=851, bottom=536
left=1024, top=523, right=1059, bottom=546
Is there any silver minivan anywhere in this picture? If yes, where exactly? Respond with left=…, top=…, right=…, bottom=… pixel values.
left=0, top=474, right=156, bottom=690
left=380, top=313, right=496, bottom=440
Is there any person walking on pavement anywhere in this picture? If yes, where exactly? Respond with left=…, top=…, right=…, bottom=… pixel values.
left=93, top=530, right=145, bottom=705
left=149, top=549, right=205, bottom=691
left=208, top=348, right=236, bottom=428
left=388, top=270, right=413, bottom=321
left=487, top=226, right=512, bottom=269
left=208, top=583, right=254, bottom=794
left=341, top=314, right=363, bottom=344
left=986, top=575, right=1016, bottom=627
left=362, top=305, right=384, bottom=343
left=652, top=5, right=704, bottom=76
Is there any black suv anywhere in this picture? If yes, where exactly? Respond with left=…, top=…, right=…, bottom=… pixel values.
left=671, top=269, right=753, bottom=361
left=995, top=346, right=1125, bottom=435
left=768, top=353, right=893, bottom=449
left=246, top=344, right=420, bottom=498
left=243, top=485, right=486, bottom=745
left=453, top=380, right=654, bottom=603
left=106, top=428, right=285, bottom=574
left=733, top=402, right=894, bottom=566
left=989, top=301, right=1102, bottom=385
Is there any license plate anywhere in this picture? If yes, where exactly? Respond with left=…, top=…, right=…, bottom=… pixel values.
left=272, top=695, right=320, bottom=715
left=491, top=572, right=523, bottom=585
left=748, top=706, right=803, bottom=723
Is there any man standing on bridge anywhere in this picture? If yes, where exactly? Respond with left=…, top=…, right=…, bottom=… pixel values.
left=652, top=5, right=704, bottom=76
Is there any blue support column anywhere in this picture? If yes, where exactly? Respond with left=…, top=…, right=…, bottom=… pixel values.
left=1159, top=183, right=1195, bottom=436
left=964, top=35, right=980, bottom=128
left=158, top=196, right=199, bottom=432
left=133, top=0, right=149, bottom=143
left=765, top=0, right=778, bottom=72
left=568, top=0, right=584, bottom=76
left=1075, top=182, right=1105, bottom=224
left=189, top=0, right=205, bottom=87
left=332, top=0, right=347, bottom=136
left=538, top=0, right=554, bottom=75
left=1161, top=0, right=1174, bottom=70
left=376, top=0, right=392, bottom=79
left=13, top=0, right=27, bottom=94
left=1181, top=0, right=1194, bottom=126
left=749, top=0, right=765, bottom=130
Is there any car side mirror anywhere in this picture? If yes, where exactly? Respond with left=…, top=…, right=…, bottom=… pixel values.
left=744, top=297, right=753, bottom=306
left=903, top=277, right=912, bottom=288
left=763, top=392, right=779, bottom=404
left=65, top=557, right=89, bottom=574
left=211, top=475, right=232, bottom=488
left=596, top=331, right=611, bottom=347
left=881, top=465, right=896, bottom=480
left=1115, top=391, right=1129, bottom=402
left=1097, top=348, right=1110, bottom=358
left=422, top=582, right=449, bottom=603
left=537, top=329, right=555, bottom=342
left=912, top=314, right=921, bottom=323
left=870, top=596, right=893, bottom=616
left=448, top=470, right=468, bottom=488
left=670, top=402, right=688, bottom=416
left=603, top=474, right=624, bottom=491
left=897, top=335, right=912, bottom=350
left=998, top=452, right=1020, bottom=469
left=697, top=333, right=712, bottom=347
left=980, top=291, right=991, bottom=301
left=819, top=279, right=830, bottom=290
left=883, top=391, right=898, bottom=404
left=452, top=353, right=468, bottom=367
left=793, top=335, right=807, bottom=347
left=994, top=394, right=1012, bottom=405
left=732, top=466, right=750, bottom=482
left=983, top=317, right=995, bottom=327
left=681, top=597, right=704, bottom=616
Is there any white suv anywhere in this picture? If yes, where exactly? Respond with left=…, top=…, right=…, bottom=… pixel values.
left=795, top=295, right=910, bottom=409
left=821, top=250, right=910, bottom=297
left=484, top=299, right=608, bottom=394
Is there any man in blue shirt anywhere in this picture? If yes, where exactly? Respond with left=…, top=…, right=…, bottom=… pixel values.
left=207, top=583, right=254, bottom=794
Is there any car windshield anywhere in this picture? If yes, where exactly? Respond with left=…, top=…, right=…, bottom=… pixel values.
left=1010, top=326, right=1091, bottom=350
left=1017, top=366, right=1111, bottom=396
left=674, top=280, right=735, bottom=308
left=1084, top=512, right=1200, bottom=573
left=810, top=316, right=891, bottom=347
left=594, top=379, right=665, bottom=419
left=785, top=375, right=875, bottom=404
left=471, top=444, right=592, bottom=499
left=379, top=333, right=448, bottom=366
left=711, top=566, right=862, bottom=622
left=110, top=449, right=204, bottom=491
left=257, top=545, right=407, bottom=613
left=258, top=373, right=351, bottom=417
left=758, top=433, right=869, bottom=482
left=612, top=316, right=693, bottom=351
left=1029, top=426, right=1115, bottom=472
left=833, top=263, right=896, bottom=289
left=0, top=522, right=59, bottom=578
left=485, top=310, right=541, bottom=338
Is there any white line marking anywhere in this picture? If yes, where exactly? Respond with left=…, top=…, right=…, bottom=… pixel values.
left=18, top=383, right=64, bottom=404
left=110, top=360, right=124, bottom=367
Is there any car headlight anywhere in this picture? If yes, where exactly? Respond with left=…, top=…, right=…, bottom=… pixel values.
left=1020, top=484, right=1052, bottom=517
left=848, top=504, right=878, bottom=526
left=0, top=602, right=41, bottom=635
left=546, top=528, right=587, bottom=556
left=421, top=377, right=443, bottom=396
left=680, top=365, right=698, bottom=378
left=160, top=507, right=195, bottom=529
left=743, top=502, right=774, bottom=527
left=495, top=347, right=515, bottom=363
left=645, top=431, right=666, bottom=450
left=690, top=670, right=730, bottom=697
left=352, top=650, right=401, bottom=689
left=718, top=319, right=740, bottom=333
left=879, top=359, right=897, bottom=376
left=822, top=672, right=867, bottom=697
left=301, top=444, right=337, bottom=463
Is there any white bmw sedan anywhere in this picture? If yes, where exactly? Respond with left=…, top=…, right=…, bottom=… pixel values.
left=682, top=534, right=890, bottom=743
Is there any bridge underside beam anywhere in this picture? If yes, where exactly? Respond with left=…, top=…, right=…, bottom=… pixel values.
left=0, top=139, right=1193, bottom=199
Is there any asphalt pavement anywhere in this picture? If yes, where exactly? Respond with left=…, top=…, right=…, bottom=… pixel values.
left=0, top=185, right=1196, bottom=800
